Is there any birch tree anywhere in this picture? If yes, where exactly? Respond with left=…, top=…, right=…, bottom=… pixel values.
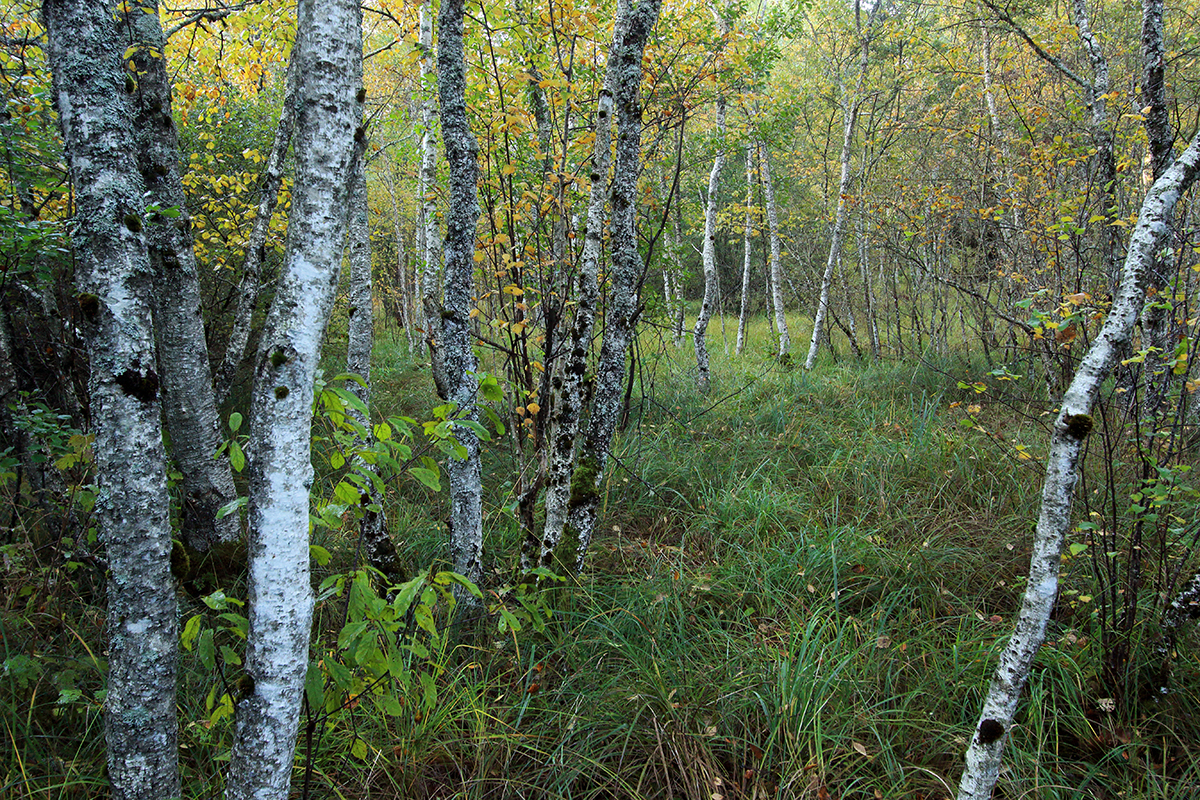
left=43, top=1, right=178, bottom=795
left=736, top=145, right=754, bottom=355
left=565, top=0, right=662, bottom=573
left=225, top=1, right=360, bottom=796
left=957, top=127, right=1200, bottom=800
left=123, top=0, right=239, bottom=553
left=804, top=0, right=878, bottom=371
left=415, top=0, right=439, bottom=340
left=423, top=0, right=485, bottom=597
left=535, top=0, right=629, bottom=570
left=760, top=141, right=789, bottom=357
left=693, top=11, right=727, bottom=392
left=213, top=40, right=302, bottom=405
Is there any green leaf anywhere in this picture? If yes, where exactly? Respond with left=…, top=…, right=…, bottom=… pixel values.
left=1068, top=543, right=1088, bottom=556
left=335, top=481, right=363, bottom=505
left=198, top=629, right=215, bottom=671
left=305, top=661, right=325, bottom=710
left=419, top=671, right=437, bottom=710
left=330, top=451, right=346, bottom=470
left=350, top=738, right=368, bottom=760
left=379, top=693, right=404, bottom=717
left=228, top=441, right=246, bottom=473
left=228, top=412, right=243, bottom=433
left=310, top=544, right=332, bottom=566
left=216, top=496, right=247, bottom=519
left=181, top=615, right=203, bottom=651
left=219, top=645, right=242, bottom=666
left=441, top=571, right=484, bottom=599
left=409, top=467, right=441, bottom=491
left=498, top=607, right=522, bottom=634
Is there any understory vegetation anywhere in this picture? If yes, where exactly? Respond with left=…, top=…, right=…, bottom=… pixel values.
left=4, top=317, right=1199, bottom=800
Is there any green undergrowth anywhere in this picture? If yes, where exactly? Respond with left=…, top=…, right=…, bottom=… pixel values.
left=4, top=319, right=1200, bottom=798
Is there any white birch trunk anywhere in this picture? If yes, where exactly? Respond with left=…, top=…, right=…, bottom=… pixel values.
left=566, top=0, right=662, bottom=573
left=124, top=0, right=240, bottom=553
left=805, top=97, right=859, bottom=370
left=804, top=3, right=876, bottom=370
left=416, top=0, right=440, bottom=340
left=536, top=0, right=630, bottom=570
left=957, top=128, right=1200, bottom=800
left=43, top=2, right=179, bottom=796
left=225, top=1, right=360, bottom=796
left=214, top=37, right=302, bottom=405
left=694, top=92, right=726, bottom=392
left=759, top=142, right=789, bottom=358
left=426, top=0, right=484, bottom=598
left=736, top=146, right=753, bottom=355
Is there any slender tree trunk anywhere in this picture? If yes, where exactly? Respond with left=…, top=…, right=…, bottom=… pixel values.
left=805, top=2, right=876, bottom=370
left=564, top=0, right=662, bottom=573
left=957, top=128, right=1200, bottom=800
left=123, top=0, right=240, bottom=553
left=759, top=141, right=789, bottom=358
left=694, top=87, right=726, bottom=392
left=416, top=0, right=440, bottom=340
left=425, top=0, right=484, bottom=598
left=736, top=146, right=753, bottom=355
left=43, top=2, right=178, bottom=796
left=1138, top=0, right=1177, bottom=414
left=214, top=36, right=302, bottom=406
left=537, top=0, right=630, bottom=570
left=344, top=77, right=399, bottom=585
left=225, top=1, right=360, bottom=796
left=857, top=210, right=880, bottom=360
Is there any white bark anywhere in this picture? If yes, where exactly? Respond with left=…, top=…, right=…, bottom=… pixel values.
left=426, top=0, right=484, bottom=598
left=124, top=0, right=240, bottom=553
left=566, top=0, right=662, bottom=573
left=805, top=3, right=876, bottom=370
left=957, top=128, right=1200, bottom=800
left=536, top=0, right=630, bottom=570
left=43, top=2, right=178, bottom=796
left=694, top=90, right=726, bottom=392
left=225, top=1, right=360, bottom=796
left=214, top=34, right=303, bottom=405
left=759, top=142, right=789, bottom=357
left=416, top=0, right=440, bottom=339
left=736, top=145, right=753, bottom=355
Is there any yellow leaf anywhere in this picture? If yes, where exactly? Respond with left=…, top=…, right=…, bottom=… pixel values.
left=526, top=402, right=540, bottom=415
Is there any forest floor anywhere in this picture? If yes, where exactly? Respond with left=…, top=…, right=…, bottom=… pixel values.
left=3, top=317, right=1200, bottom=799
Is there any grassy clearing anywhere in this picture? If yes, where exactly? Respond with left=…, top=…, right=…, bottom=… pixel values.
left=4, top=314, right=1199, bottom=798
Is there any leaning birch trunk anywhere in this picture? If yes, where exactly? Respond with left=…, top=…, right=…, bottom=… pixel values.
left=694, top=91, right=726, bottom=392
left=124, top=0, right=240, bottom=553
left=416, top=0, right=440, bottom=339
left=214, top=38, right=302, bottom=406
left=43, top=2, right=178, bottom=797
left=956, top=128, right=1200, bottom=800
left=534, top=0, right=630, bottom=571
left=735, top=145, right=753, bottom=355
left=424, top=0, right=484, bottom=599
left=566, top=0, right=662, bottom=573
left=759, top=141, right=789, bottom=358
left=224, top=2, right=360, bottom=797
left=805, top=96, right=859, bottom=370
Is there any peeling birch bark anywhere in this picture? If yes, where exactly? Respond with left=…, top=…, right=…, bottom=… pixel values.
left=43, top=2, right=179, bottom=796
left=123, top=0, right=240, bottom=553
left=957, top=128, right=1200, bottom=800
left=214, top=33, right=302, bottom=406
left=426, top=0, right=484, bottom=599
left=225, top=1, right=360, bottom=796
left=566, top=0, right=662, bottom=573
left=534, top=0, right=630, bottom=571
